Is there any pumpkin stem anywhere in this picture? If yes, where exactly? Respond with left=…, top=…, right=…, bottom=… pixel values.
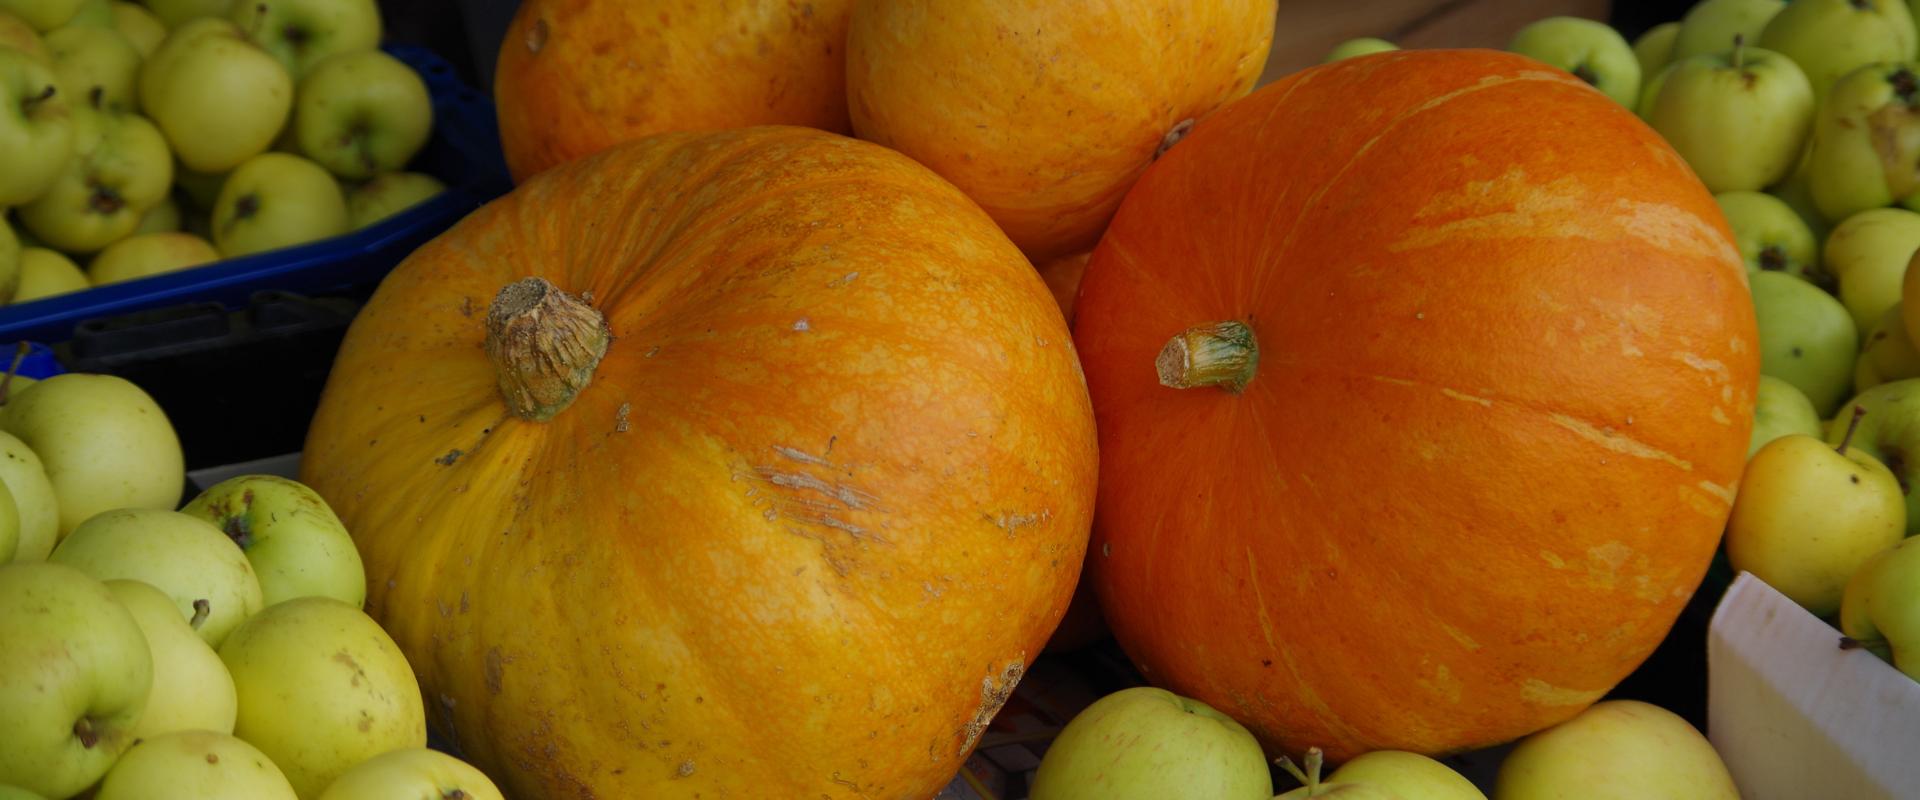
left=1276, top=748, right=1327, bottom=796
left=484, top=277, right=611, bottom=422
left=1156, top=320, right=1258, bottom=392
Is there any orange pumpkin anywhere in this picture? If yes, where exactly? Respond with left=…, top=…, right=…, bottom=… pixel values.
left=846, top=0, right=1276, bottom=260
left=1074, top=50, right=1756, bottom=760
left=494, top=0, right=854, bottom=182
left=1038, top=251, right=1091, bottom=326
left=300, top=127, right=1098, bottom=797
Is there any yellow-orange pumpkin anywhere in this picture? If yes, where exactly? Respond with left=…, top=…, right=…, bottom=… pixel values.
left=300, top=127, right=1098, bottom=797
left=494, top=0, right=854, bottom=182
left=846, top=0, right=1276, bottom=260
left=1074, top=50, right=1757, bottom=760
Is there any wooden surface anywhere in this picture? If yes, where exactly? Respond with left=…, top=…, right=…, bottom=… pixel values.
left=1259, top=0, right=1615, bottom=85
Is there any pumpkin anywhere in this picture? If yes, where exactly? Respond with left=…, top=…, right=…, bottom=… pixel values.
left=1038, top=251, right=1090, bottom=326
left=846, top=0, right=1276, bottom=260
left=1074, top=50, right=1757, bottom=760
left=494, top=0, right=854, bottom=182
left=299, top=126, right=1098, bottom=797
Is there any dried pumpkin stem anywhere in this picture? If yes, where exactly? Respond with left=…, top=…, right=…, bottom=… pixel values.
left=484, top=277, right=611, bottom=422
left=1156, top=320, right=1258, bottom=392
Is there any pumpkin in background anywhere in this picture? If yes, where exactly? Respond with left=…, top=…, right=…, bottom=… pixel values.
left=299, top=126, right=1098, bottom=797
left=1038, top=251, right=1091, bottom=326
left=494, top=0, right=854, bottom=182
left=1075, top=49, right=1756, bottom=760
left=846, top=0, right=1276, bottom=260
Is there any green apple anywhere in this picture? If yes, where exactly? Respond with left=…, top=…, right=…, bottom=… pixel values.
left=212, top=151, right=346, bottom=256
left=1807, top=63, right=1920, bottom=223
left=315, top=748, right=505, bottom=800
left=220, top=596, right=426, bottom=799
left=1759, top=0, right=1917, bottom=105
left=132, top=193, right=180, bottom=234
left=231, top=0, right=379, bottom=78
left=0, top=785, right=46, bottom=799
left=1841, top=535, right=1920, bottom=676
left=1494, top=700, right=1738, bottom=799
left=139, top=17, right=291, bottom=173
left=294, top=49, right=432, bottom=180
left=10, top=246, right=88, bottom=301
left=1825, top=206, right=1920, bottom=331
left=0, top=431, right=52, bottom=563
left=141, top=0, right=233, bottom=29
left=0, top=49, right=75, bottom=207
left=109, top=2, right=162, bottom=56
left=1325, top=37, right=1396, bottom=62
left=1325, top=751, right=1485, bottom=800
left=182, top=474, right=366, bottom=608
left=1858, top=302, right=1920, bottom=391
left=1507, top=17, right=1640, bottom=107
left=105, top=579, right=237, bottom=737
left=173, top=161, right=225, bottom=210
left=0, top=10, right=50, bottom=61
left=65, top=0, right=111, bottom=28
left=1274, top=749, right=1401, bottom=799
left=1751, top=269, right=1858, bottom=416
left=1642, top=39, right=1814, bottom=193
left=0, top=562, right=151, bottom=799
left=1715, top=190, right=1825, bottom=287
left=86, top=231, right=217, bottom=284
left=1672, top=0, right=1785, bottom=61
left=0, top=0, right=83, bottom=32
left=1826, top=378, right=1920, bottom=532
left=17, top=107, right=173, bottom=253
left=44, top=24, right=139, bottom=112
left=0, top=483, right=16, bottom=564
left=0, top=374, right=185, bottom=535
left=0, top=216, right=16, bottom=302
left=1633, top=22, right=1681, bottom=77
left=1751, top=375, right=1825, bottom=458
left=94, top=730, right=297, bottom=800
left=49, top=509, right=264, bottom=646
left=1028, top=686, right=1271, bottom=800
left=347, top=171, right=443, bottom=229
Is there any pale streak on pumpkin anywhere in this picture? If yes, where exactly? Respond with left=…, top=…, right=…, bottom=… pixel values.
left=1439, top=388, right=1493, bottom=407
left=1519, top=678, right=1607, bottom=708
left=1440, top=624, right=1483, bottom=652
left=1389, top=169, right=1732, bottom=266
left=1544, top=413, right=1694, bottom=472
left=1697, top=480, right=1736, bottom=505
left=1416, top=660, right=1465, bottom=705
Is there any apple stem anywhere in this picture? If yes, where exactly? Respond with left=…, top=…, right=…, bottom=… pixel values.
left=1841, top=635, right=1888, bottom=651
left=0, top=342, right=28, bottom=406
left=1276, top=747, right=1327, bottom=796
left=73, top=717, right=100, bottom=748
left=1731, top=34, right=1745, bottom=72
left=21, top=84, right=54, bottom=113
left=1838, top=406, right=1868, bottom=456
left=190, top=599, right=211, bottom=630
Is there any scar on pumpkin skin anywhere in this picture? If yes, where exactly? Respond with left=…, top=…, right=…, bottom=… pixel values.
left=959, top=659, right=1025, bottom=756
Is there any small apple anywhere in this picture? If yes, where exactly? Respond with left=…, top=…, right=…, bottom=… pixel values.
left=315, top=748, right=506, bottom=800
left=1028, top=686, right=1272, bottom=800
left=1759, top=0, right=1916, bottom=105
left=49, top=509, right=264, bottom=647
left=1751, top=269, right=1858, bottom=417
left=141, top=0, right=233, bottom=29
left=0, top=10, right=50, bottom=61
left=231, top=0, right=380, bottom=78
left=1641, top=37, right=1814, bottom=193
left=44, top=24, right=140, bottom=112
left=181, top=474, right=366, bottom=608
left=220, top=596, right=427, bottom=799
left=0, top=562, right=151, bottom=799
left=346, top=171, right=443, bottom=229
left=1671, top=0, right=1785, bottom=61
left=212, top=151, right=347, bottom=257
left=1714, top=190, right=1825, bottom=288
left=1323, top=750, right=1485, bottom=800
left=294, top=49, right=432, bottom=180
left=0, top=49, right=75, bottom=207
left=1632, top=22, right=1681, bottom=77
left=0, top=483, right=17, bottom=563
left=104, top=579, right=238, bottom=737
left=109, top=2, right=162, bottom=56
left=1841, top=535, right=1920, bottom=676
left=1324, top=37, right=1396, bottom=62
left=0, top=785, right=46, bottom=799
left=0, top=429, right=58, bottom=563
left=1274, top=749, right=1401, bottom=799
left=86, top=231, right=218, bottom=285
left=1826, top=378, right=1920, bottom=532
left=1825, top=206, right=1920, bottom=331
left=132, top=193, right=180, bottom=234
left=0, top=217, right=17, bottom=301
left=173, top=162, right=226, bottom=210
left=1859, top=303, right=1920, bottom=391
left=0, top=374, right=186, bottom=536
left=1806, top=63, right=1920, bottom=223
left=17, top=106, right=174, bottom=254
left=1494, top=700, right=1739, bottom=799
left=1769, top=143, right=1834, bottom=239
left=139, top=17, right=292, bottom=173
left=10, top=247, right=89, bottom=302
left=0, top=0, right=83, bottom=32
left=93, top=730, right=297, bottom=800
left=64, top=0, right=111, bottom=28
left=1750, top=375, right=1825, bottom=458
left=1506, top=17, right=1640, bottom=107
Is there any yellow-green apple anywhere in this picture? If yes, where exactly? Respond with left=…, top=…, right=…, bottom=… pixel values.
left=104, top=579, right=237, bottom=737
left=1826, top=378, right=1920, bottom=532
left=1903, top=245, right=1920, bottom=344
left=1672, top=0, right=1785, bottom=61
left=315, top=748, right=506, bottom=800
left=1715, top=189, right=1825, bottom=287
left=346, top=171, right=442, bottom=229
left=86, top=231, right=217, bottom=284
left=0, top=430, right=57, bottom=563
left=1506, top=17, right=1641, bottom=107
left=0, top=217, right=16, bottom=301
left=1028, top=686, right=1271, bottom=800
left=182, top=474, right=365, bottom=608
left=1642, top=38, right=1814, bottom=193
left=1325, top=751, right=1485, bottom=800
left=1324, top=37, right=1396, bottom=62
left=1727, top=408, right=1906, bottom=615
left=0, top=11, right=49, bottom=61
left=219, top=596, right=426, bottom=798
left=1633, top=22, right=1682, bottom=76
left=1274, top=749, right=1401, bottom=799
left=173, top=162, right=224, bottom=210
left=44, top=24, right=140, bottom=112
left=1858, top=303, right=1920, bottom=390
left=0, top=486, right=14, bottom=563
left=139, top=17, right=291, bottom=173
left=1751, top=374, right=1824, bottom=456
left=132, top=194, right=179, bottom=234
left=0, top=785, right=45, bottom=799
left=1493, top=700, right=1738, bottom=799
left=1841, top=536, right=1920, bottom=676
left=0, top=374, right=185, bottom=535
left=108, top=2, right=160, bottom=55
left=293, top=49, right=431, bottom=180
left=1824, top=206, right=1920, bottom=330
left=0, top=0, right=83, bottom=32
left=1751, top=269, right=1858, bottom=416
left=1807, top=63, right=1920, bottom=222
left=0, top=49, right=75, bottom=207
left=212, top=151, right=346, bottom=256
left=48, top=509, right=263, bottom=646
left=1759, top=0, right=1916, bottom=105
left=94, top=730, right=297, bottom=800
left=17, top=107, right=173, bottom=253
left=64, top=0, right=111, bottom=27
left=10, top=247, right=88, bottom=301
left=141, top=0, right=233, bottom=29
left=0, top=562, right=151, bottom=799
left=231, top=0, right=379, bottom=78
left=1770, top=143, right=1833, bottom=238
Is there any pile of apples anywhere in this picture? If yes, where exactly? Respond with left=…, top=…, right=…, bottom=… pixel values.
left=0, top=368, right=500, bottom=800
left=0, top=0, right=447, bottom=306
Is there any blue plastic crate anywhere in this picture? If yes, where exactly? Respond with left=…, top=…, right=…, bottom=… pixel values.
left=0, top=46, right=514, bottom=344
